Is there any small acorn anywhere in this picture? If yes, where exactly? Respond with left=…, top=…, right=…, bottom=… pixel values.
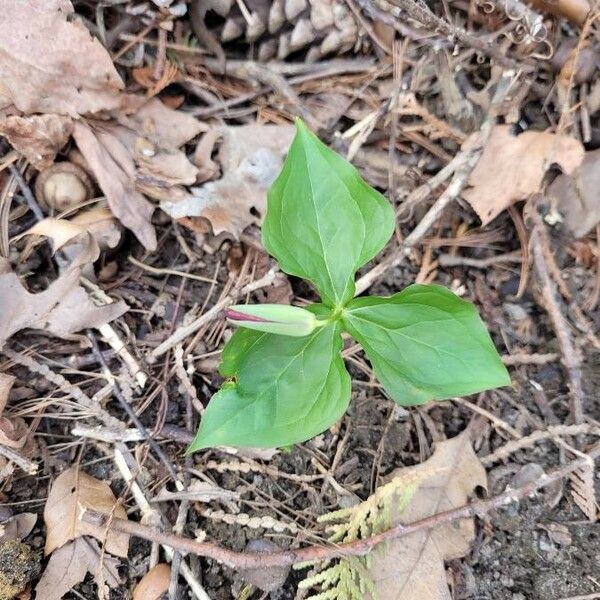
left=35, top=162, right=94, bottom=213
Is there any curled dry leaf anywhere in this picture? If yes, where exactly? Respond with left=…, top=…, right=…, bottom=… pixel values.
left=0, top=374, right=13, bottom=412
left=547, top=148, right=600, bottom=238
left=35, top=537, right=121, bottom=600
left=0, top=0, right=123, bottom=116
left=161, top=124, right=295, bottom=237
left=122, top=96, right=207, bottom=148
left=72, top=97, right=204, bottom=250
left=73, top=121, right=157, bottom=251
left=0, top=220, right=126, bottom=348
left=0, top=513, right=37, bottom=544
left=44, top=466, right=129, bottom=557
left=71, top=208, right=124, bottom=251
left=463, top=125, right=584, bottom=226
left=0, top=114, right=73, bottom=170
left=19, top=218, right=100, bottom=261
left=367, top=432, right=486, bottom=600
left=132, top=563, right=171, bottom=600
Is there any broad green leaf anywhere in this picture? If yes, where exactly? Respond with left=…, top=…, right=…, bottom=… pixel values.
left=187, top=321, right=350, bottom=450
left=262, top=119, right=395, bottom=308
left=343, top=284, right=510, bottom=406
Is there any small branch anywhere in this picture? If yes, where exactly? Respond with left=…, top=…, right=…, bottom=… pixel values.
left=0, top=443, right=37, bottom=475
left=82, top=445, right=600, bottom=570
left=372, top=0, right=519, bottom=68
left=356, top=68, right=516, bottom=295
left=529, top=210, right=585, bottom=424
left=87, top=331, right=179, bottom=482
left=149, top=270, right=276, bottom=361
left=482, top=424, right=600, bottom=465
left=501, top=352, right=559, bottom=366
left=438, top=250, right=522, bottom=269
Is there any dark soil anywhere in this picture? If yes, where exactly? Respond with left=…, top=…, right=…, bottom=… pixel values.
left=1, top=0, right=600, bottom=598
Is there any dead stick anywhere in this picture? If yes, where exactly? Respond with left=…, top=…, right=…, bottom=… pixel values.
left=372, top=0, right=519, bottom=68
left=530, top=212, right=585, bottom=424
left=356, top=69, right=516, bottom=295
left=149, top=270, right=276, bottom=361
left=83, top=444, right=600, bottom=570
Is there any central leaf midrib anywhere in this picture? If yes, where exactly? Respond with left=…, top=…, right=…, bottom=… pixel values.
left=347, top=312, right=465, bottom=364
left=302, top=142, right=339, bottom=305
left=207, top=326, right=337, bottom=442
left=239, top=325, right=332, bottom=410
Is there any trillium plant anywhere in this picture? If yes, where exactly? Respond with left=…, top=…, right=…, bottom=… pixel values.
left=188, top=120, right=510, bottom=452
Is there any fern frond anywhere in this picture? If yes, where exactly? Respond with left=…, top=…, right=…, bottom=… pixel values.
left=300, top=467, right=433, bottom=599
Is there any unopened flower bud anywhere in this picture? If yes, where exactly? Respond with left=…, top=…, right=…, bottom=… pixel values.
left=225, top=304, right=320, bottom=337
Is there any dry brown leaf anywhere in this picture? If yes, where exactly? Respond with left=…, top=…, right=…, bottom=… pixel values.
left=0, top=115, right=73, bottom=170
left=19, top=218, right=100, bottom=260
left=161, top=124, right=294, bottom=237
left=35, top=537, right=121, bottom=600
left=136, top=144, right=199, bottom=188
left=0, top=257, right=79, bottom=348
left=547, top=148, right=600, bottom=239
left=367, top=432, right=486, bottom=600
left=0, top=0, right=123, bottom=116
left=70, top=208, right=123, bottom=251
left=124, top=97, right=207, bottom=148
left=0, top=374, right=14, bottom=414
left=73, top=121, right=157, bottom=251
left=0, top=513, right=37, bottom=544
left=99, top=119, right=199, bottom=199
left=43, top=285, right=127, bottom=338
left=0, top=220, right=126, bottom=346
left=462, top=126, right=584, bottom=226
left=133, top=563, right=171, bottom=600
left=44, top=466, right=129, bottom=557
left=0, top=414, right=28, bottom=450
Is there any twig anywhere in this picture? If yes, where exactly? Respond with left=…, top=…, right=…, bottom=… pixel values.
left=529, top=209, right=585, bottom=424
left=87, top=331, right=179, bottom=482
left=438, top=250, right=522, bottom=269
left=372, top=0, right=518, bottom=67
left=482, top=424, right=600, bottom=465
left=80, top=277, right=147, bottom=388
left=72, top=423, right=193, bottom=445
left=8, top=164, right=44, bottom=222
left=356, top=69, right=517, bottom=295
left=128, top=256, right=216, bottom=283
left=501, top=352, right=559, bottom=366
left=454, top=397, right=521, bottom=438
left=82, top=443, right=600, bottom=570
left=0, top=443, right=37, bottom=475
left=217, top=61, right=318, bottom=129
left=113, top=446, right=211, bottom=600
left=149, top=270, right=277, bottom=361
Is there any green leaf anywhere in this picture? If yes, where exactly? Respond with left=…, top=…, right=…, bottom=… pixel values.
left=343, top=284, right=510, bottom=406
left=187, top=321, right=351, bottom=451
left=262, top=119, right=395, bottom=308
